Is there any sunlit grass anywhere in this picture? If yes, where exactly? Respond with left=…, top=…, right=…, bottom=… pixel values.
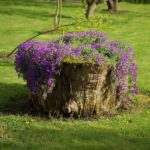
left=0, top=107, right=150, bottom=150
left=0, top=1, right=150, bottom=149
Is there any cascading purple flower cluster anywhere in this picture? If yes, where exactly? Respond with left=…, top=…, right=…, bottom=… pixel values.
left=15, top=30, right=137, bottom=97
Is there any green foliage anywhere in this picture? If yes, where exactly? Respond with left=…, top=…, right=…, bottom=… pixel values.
left=56, top=9, right=114, bottom=34
left=81, top=47, right=93, bottom=55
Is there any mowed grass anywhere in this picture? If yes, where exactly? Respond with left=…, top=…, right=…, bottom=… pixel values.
left=0, top=0, right=150, bottom=149
left=0, top=108, right=150, bottom=150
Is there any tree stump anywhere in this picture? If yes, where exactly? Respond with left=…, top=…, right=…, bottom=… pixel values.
left=31, top=62, right=122, bottom=117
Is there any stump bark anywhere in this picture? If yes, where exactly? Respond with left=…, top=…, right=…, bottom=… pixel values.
left=32, top=62, right=122, bottom=117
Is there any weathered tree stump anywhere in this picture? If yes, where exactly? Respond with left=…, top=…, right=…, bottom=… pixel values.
left=32, top=62, right=122, bottom=117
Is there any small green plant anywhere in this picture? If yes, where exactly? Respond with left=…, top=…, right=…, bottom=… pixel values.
left=55, top=8, right=114, bottom=35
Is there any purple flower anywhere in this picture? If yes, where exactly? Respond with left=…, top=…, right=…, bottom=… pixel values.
left=47, top=78, right=54, bottom=86
left=15, top=31, right=137, bottom=102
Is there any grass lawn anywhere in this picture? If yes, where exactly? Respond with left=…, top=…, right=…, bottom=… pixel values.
left=0, top=0, right=150, bottom=149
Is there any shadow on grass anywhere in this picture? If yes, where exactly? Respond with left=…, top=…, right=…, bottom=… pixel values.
left=0, top=9, right=53, bottom=20
left=0, top=8, right=73, bottom=21
left=0, top=60, right=14, bottom=67
left=0, top=0, right=78, bottom=21
left=0, top=0, right=80, bottom=8
left=100, top=9, right=129, bottom=14
left=0, top=122, right=150, bottom=150
left=0, top=82, right=31, bottom=115
left=0, top=0, right=56, bottom=7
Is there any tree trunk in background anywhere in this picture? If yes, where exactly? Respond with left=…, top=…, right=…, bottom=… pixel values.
left=106, top=0, right=118, bottom=12
left=113, top=0, right=118, bottom=12
left=54, top=0, right=62, bottom=29
left=85, top=0, right=101, bottom=19
left=32, top=63, right=123, bottom=118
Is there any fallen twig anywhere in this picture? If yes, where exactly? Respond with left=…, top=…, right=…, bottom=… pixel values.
left=7, top=23, right=75, bottom=58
